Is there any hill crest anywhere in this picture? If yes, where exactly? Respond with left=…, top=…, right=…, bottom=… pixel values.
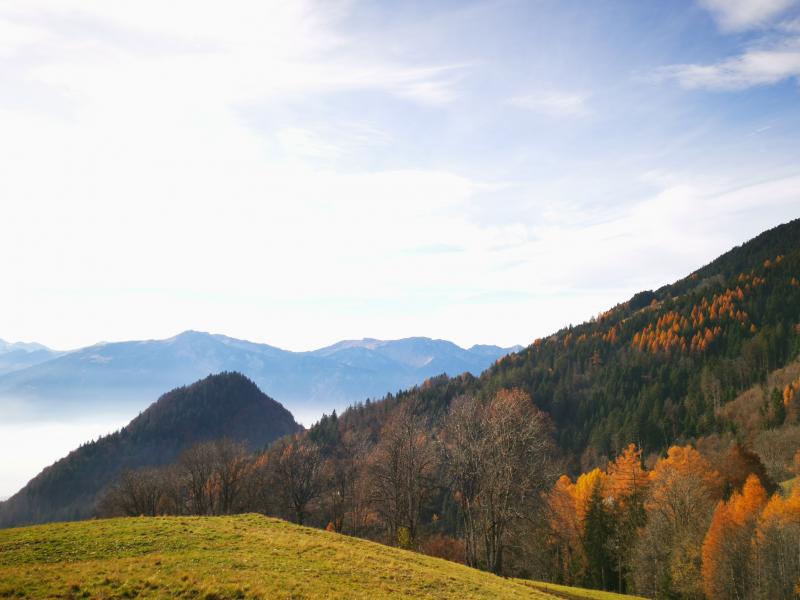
left=0, top=372, right=301, bottom=528
left=0, top=514, right=640, bottom=599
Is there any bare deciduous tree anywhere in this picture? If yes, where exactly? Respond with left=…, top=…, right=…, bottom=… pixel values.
left=179, top=441, right=218, bottom=515
left=368, top=401, right=438, bottom=547
left=99, top=467, right=166, bottom=517
left=321, top=429, right=371, bottom=534
left=442, top=388, right=555, bottom=574
left=213, top=438, right=249, bottom=515
left=271, top=435, right=322, bottom=525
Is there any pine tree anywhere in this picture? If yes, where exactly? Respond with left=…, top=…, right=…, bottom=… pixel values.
left=582, top=482, right=616, bottom=590
left=769, top=387, right=786, bottom=427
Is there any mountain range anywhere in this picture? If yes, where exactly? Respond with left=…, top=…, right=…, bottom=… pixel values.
left=0, top=333, right=521, bottom=425
left=0, top=340, right=61, bottom=377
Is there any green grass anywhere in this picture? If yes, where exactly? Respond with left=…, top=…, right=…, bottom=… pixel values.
left=0, top=515, right=643, bottom=599
left=518, top=580, right=648, bottom=600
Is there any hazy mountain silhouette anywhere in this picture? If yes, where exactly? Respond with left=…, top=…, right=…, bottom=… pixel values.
left=0, top=372, right=301, bottom=527
left=0, top=339, right=60, bottom=376
left=0, top=333, right=520, bottom=424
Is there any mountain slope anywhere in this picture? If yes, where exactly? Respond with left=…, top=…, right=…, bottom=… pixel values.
left=328, top=218, right=800, bottom=471
left=0, top=515, right=638, bottom=599
left=0, top=372, right=301, bottom=528
left=0, top=333, right=517, bottom=425
left=482, top=217, right=800, bottom=462
left=0, top=339, right=59, bottom=376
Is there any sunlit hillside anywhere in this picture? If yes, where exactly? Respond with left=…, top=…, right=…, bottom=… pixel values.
left=0, top=514, right=643, bottom=599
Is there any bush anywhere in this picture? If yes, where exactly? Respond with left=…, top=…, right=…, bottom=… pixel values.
left=420, top=535, right=465, bottom=564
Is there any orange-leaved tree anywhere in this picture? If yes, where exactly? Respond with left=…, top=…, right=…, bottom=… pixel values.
left=604, top=444, right=649, bottom=594
left=606, top=443, right=649, bottom=505
left=545, top=474, right=584, bottom=584
left=754, top=484, right=800, bottom=599
left=544, top=467, right=607, bottom=585
left=631, top=445, right=722, bottom=599
left=701, top=474, right=767, bottom=600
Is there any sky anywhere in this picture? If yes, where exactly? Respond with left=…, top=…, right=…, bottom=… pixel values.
left=1, top=0, right=800, bottom=356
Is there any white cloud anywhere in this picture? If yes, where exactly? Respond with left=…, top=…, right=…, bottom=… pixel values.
left=507, top=90, right=590, bottom=117
left=699, top=0, right=797, bottom=31
left=659, top=45, right=800, bottom=89
left=276, top=127, right=345, bottom=160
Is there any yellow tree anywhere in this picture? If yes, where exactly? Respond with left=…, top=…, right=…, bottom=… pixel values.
left=631, top=445, right=722, bottom=599
left=545, top=467, right=609, bottom=586
left=573, top=468, right=607, bottom=523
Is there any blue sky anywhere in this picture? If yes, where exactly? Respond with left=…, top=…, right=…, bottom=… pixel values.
left=1, top=0, right=800, bottom=351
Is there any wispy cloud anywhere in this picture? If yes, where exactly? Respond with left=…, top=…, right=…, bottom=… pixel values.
left=276, top=128, right=344, bottom=160
left=507, top=90, right=590, bottom=117
left=0, top=2, right=467, bottom=109
left=274, top=122, right=392, bottom=161
left=699, top=0, right=797, bottom=31
left=658, top=44, right=800, bottom=89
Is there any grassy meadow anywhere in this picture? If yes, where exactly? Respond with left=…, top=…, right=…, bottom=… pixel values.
left=0, top=514, right=647, bottom=599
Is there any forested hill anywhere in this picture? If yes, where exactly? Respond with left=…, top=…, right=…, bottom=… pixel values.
left=333, top=218, right=800, bottom=469
left=0, top=372, right=301, bottom=528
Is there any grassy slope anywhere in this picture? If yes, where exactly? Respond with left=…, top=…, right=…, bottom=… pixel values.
left=519, top=581, right=647, bottom=600
left=0, top=514, right=641, bottom=600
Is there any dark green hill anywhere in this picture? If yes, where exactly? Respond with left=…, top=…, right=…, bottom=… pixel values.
left=332, top=218, right=800, bottom=470
left=0, top=372, right=301, bottom=528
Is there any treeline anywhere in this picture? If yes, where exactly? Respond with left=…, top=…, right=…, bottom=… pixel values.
left=100, top=386, right=800, bottom=598
left=100, top=388, right=558, bottom=573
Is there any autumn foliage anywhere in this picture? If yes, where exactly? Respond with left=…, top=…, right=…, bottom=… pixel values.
left=701, top=475, right=768, bottom=599
left=545, top=442, right=800, bottom=598
left=630, top=278, right=758, bottom=355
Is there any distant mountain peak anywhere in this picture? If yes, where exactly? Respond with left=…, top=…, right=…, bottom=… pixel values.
left=0, top=371, right=301, bottom=528
left=313, top=338, right=388, bottom=354
left=0, top=339, right=51, bottom=354
left=0, top=340, right=60, bottom=378
left=166, top=330, right=212, bottom=342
